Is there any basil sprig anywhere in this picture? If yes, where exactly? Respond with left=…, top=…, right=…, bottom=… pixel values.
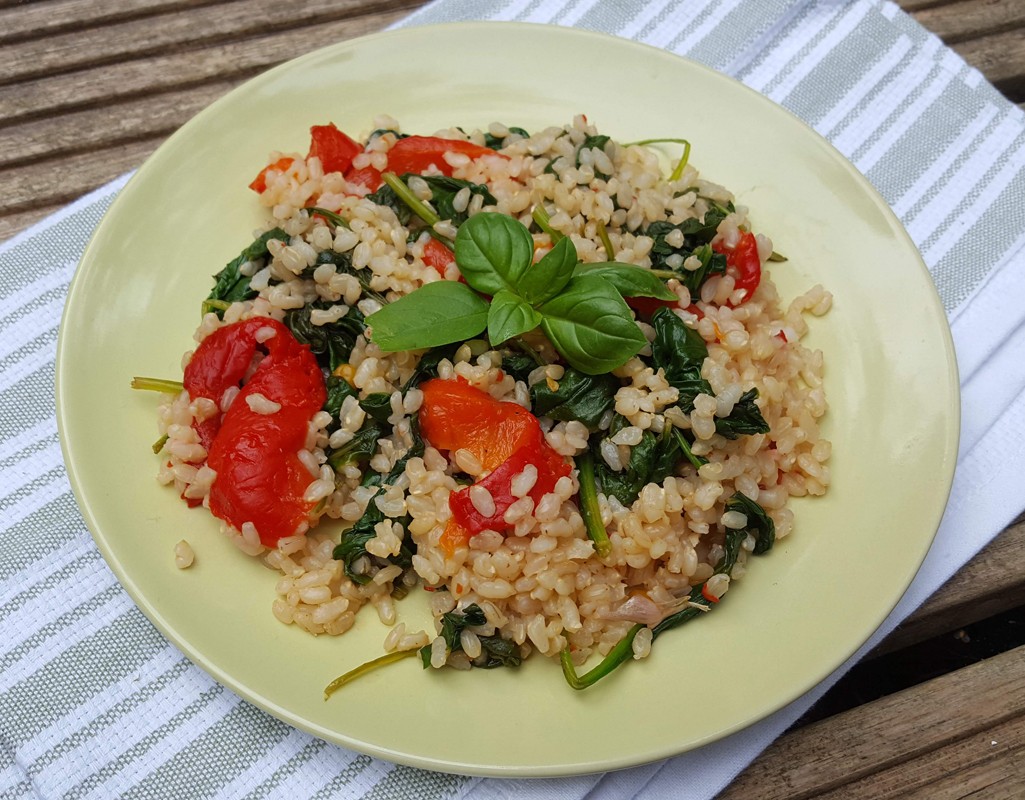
left=367, top=213, right=674, bottom=375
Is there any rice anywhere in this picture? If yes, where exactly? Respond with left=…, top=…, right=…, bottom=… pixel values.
left=152, top=114, right=831, bottom=678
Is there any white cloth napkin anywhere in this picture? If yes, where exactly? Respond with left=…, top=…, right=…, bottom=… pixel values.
left=3, top=1, right=1025, bottom=798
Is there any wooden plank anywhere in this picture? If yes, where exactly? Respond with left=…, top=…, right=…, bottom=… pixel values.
left=811, top=714, right=1025, bottom=798
left=0, top=8, right=410, bottom=124
left=717, top=644, right=1025, bottom=799
left=904, top=0, right=1025, bottom=44
left=950, top=29, right=1025, bottom=98
left=872, top=515, right=1025, bottom=655
left=0, top=81, right=236, bottom=168
left=0, top=0, right=417, bottom=85
left=0, top=0, right=223, bottom=45
left=0, top=138, right=158, bottom=220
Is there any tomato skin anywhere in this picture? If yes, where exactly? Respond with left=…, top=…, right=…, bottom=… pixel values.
left=248, top=156, right=294, bottom=193
left=421, top=238, right=455, bottom=272
left=308, top=123, right=361, bottom=174
left=343, top=165, right=384, bottom=192
left=385, top=135, right=501, bottom=177
left=418, top=378, right=571, bottom=550
left=419, top=378, right=537, bottom=472
left=714, top=232, right=761, bottom=304
left=183, top=318, right=326, bottom=546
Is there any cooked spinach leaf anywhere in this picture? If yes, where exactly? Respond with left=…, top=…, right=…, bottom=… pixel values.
left=484, top=126, right=529, bottom=149
left=592, top=419, right=681, bottom=506
left=204, top=228, right=289, bottom=316
left=332, top=417, right=425, bottom=585
left=724, top=491, right=775, bottom=554
left=326, top=419, right=385, bottom=472
left=576, top=134, right=612, bottom=179
left=418, top=603, right=522, bottom=669
left=284, top=301, right=366, bottom=373
left=529, top=367, right=618, bottom=430
left=359, top=392, right=393, bottom=424
left=714, top=388, right=769, bottom=440
left=371, top=174, right=495, bottom=229
left=310, top=249, right=386, bottom=305
left=650, top=306, right=712, bottom=413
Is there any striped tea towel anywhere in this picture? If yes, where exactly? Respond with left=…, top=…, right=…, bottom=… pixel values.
left=3, top=1, right=1025, bottom=798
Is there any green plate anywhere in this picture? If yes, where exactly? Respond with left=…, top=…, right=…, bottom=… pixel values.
left=56, top=22, right=959, bottom=777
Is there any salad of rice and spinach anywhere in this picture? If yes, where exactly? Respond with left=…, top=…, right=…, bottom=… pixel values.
left=137, top=114, right=832, bottom=691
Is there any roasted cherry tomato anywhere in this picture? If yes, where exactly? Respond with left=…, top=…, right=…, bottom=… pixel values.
left=419, top=378, right=571, bottom=552
left=308, top=123, right=362, bottom=174
left=183, top=318, right=326, bottom=546
left=714, top=232, right=761, bottom=304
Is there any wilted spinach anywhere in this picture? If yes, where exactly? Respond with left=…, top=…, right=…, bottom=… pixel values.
left=576, top=134, right=612, bottom=180
left=369, top=174, right=494, bottom=228
left=203, top=228, right=289, bottom=316
left=714, top=388, right=769, bottom=440
left=418, top=603, right=522, bottom=669
left=332, top=417, right=425, bottom=585
left=590, top=417, right=681, bottom=506
left=650, top=306, right=713, bottom=413
left=529, top=367, right=618, bottom=430
left=484, top=126, right=529, bottom=149
left=284, top=301, right=366, bottom=373
left=724, top=491, right=775, bottom=554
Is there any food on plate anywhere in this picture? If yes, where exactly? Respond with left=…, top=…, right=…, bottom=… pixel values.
left=136, top=115, right=832, bottom=690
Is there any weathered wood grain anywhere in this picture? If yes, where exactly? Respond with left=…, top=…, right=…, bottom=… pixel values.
left=872, top=516, right=1025, bottom=655
left=0, top=0, right=418, bottom=86
left=908, top=0, right=1025, bottom=44
left=951, top=28, right=1025, bottom=98
left=718, top=644, right=1025, bottom=799
left=0, top=81, right=236, bottom=169
left=0, top=0, right=222, bottom=45
left=0, top=8, right=409, bottom=124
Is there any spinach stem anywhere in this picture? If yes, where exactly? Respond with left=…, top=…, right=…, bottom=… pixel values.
left=596, top=219, right=615, bottom=262
left=531, top=204, right=563, bottom=242
left=575, top=451, right=612, bottom=558
left=560, top=624, right=643, bottom=689
left=671, top=427, right=708, bottom=469
left=131, top=377, right=184, bottom=393
left=306, top=206, right=351, bottom=229
left=381, top=172, right=441, bottom=227
left=323, top=649, right=417, bottom=699
left=623, top=138, right=691, bottom=182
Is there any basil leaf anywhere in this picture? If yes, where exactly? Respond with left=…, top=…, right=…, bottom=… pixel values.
left=538, top=275, right=647, bottom=374
left=517, top=236, right=577, bottom=304
left=455, top=212, right=534, bottom=295
left=367, top=281, right=488, bottom=351
left=488, top=289, right=542, bottom=346
left=573, top=262, right=677, bottom=301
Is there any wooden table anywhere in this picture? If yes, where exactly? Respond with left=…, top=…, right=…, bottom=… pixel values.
left=3, top=1, right=1023, bottom=796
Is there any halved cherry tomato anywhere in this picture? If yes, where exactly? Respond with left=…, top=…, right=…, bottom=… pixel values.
left=308, top=123, right=362, bottom=174
left=421, top=238, right=455, bottom=272
left=385, top=135, right=502, bottom=177
left=184, top=318, right=326, bottom=545
left=343, top=165, right=384, bottom=192
left=419, top=378, right=536, bottom=472
left=419, top=378, right=571, bottom=552
left=713, top=232, right=761, bottom=304
left=248, top=156, right=294, bottom=193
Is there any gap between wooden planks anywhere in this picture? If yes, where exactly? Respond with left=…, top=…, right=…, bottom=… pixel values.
left=717, top=643, right=1025, bottom=799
